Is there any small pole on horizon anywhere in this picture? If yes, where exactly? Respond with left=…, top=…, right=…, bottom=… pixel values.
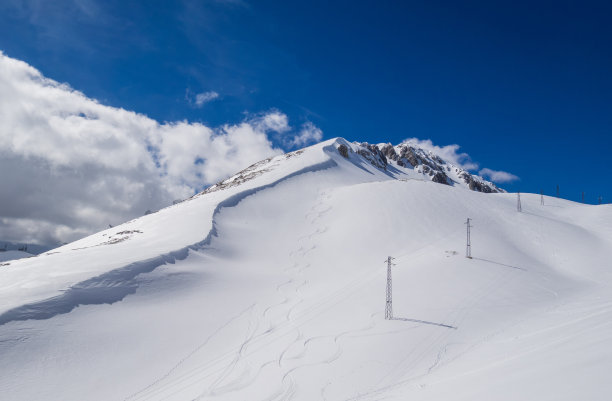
left=517, top=192, right=522, bottom=212
left=465, top=218, right=472, bottom=259
left=385, top=256, right=395, bottom=320
left=599, top=196, right=603, bottom=205
left=582, top=192, right=585, bottom=203
left=556, top=185, right=560, bottom=197
left=541, top=190, right=544, bottom=206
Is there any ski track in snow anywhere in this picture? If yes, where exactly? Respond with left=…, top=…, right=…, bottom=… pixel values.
left=180, top=188, right=393, bottom=401
left=0, top=159, right=338, bottom=327
left=207, top=189, right=339, bottom=400
left=124, top=304, right=256, bottom=401
left=128, top=189, right=339, bottom=400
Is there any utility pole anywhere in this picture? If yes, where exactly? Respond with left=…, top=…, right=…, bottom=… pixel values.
left=517, top=192, right=522, bottom=212
left=556, top=185, right=560, bottom=197
left=385, top=256, right=395, bottom=320
left=599, top=196, right=603, bottom=205
left=540, top=190, right=544, bottom=206
left=465, top=218, right=472, bottom=259
left=582, top=192, right=585, bottom=203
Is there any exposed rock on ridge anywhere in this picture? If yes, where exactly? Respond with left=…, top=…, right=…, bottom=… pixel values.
left=351, top=141, right=503, bottom=193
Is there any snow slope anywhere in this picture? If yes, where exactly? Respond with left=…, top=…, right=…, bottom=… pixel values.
left=0, top=250, right=34, bottom=263
left=0, top=138, right=610, bottom=400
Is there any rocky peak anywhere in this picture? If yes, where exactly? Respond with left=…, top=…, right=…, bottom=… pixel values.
left=355, top=142, right=388, bottom=170
left=345, top=140, right=504, bottom=193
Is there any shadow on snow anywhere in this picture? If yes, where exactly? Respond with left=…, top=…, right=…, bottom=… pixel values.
left=0, top=159, right=338, bottom=327
left=391, top=317, right=457, bottom=330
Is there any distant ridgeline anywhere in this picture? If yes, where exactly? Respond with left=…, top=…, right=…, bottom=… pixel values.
left=0, top=241, right=52, bottom=255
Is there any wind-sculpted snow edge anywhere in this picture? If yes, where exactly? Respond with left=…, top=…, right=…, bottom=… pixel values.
left=0, top=158, right=339, bottom=326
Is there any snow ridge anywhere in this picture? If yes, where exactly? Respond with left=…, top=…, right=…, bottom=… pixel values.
left=0, top=158, right=338, bottom=326
left=193, top=138, right=503, bottom=201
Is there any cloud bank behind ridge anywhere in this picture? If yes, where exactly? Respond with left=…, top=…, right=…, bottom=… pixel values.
left=0, top=52, right=319, bottom=246
left=0, top=52, right=517, bottom=247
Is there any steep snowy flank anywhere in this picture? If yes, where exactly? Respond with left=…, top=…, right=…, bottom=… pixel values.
left=0, top=140, right=339, bottom=317
left=0, top=137, right=610, bottom=401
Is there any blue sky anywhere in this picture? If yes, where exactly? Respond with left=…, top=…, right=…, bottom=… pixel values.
left=1, top=0, right=610, bottom=204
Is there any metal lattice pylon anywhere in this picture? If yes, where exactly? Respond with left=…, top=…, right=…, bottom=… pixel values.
left=465, top=218, right=472, bottom=258
left=385, top=256, right=395, bottom=320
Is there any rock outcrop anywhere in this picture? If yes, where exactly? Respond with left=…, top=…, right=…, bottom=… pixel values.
left=353, top=141, right=503, bottom=193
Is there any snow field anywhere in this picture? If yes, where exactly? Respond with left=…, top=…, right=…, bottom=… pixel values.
left=0, top=138, right=611, bottom=400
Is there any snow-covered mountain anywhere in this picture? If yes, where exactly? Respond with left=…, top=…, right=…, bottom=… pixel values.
left=202, top=140, right=503, bottom=197
left=0, top=138, right=610, bottom=401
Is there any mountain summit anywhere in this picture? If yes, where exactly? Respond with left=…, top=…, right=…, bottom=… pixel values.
left=201, top=138, right=503, bottom=198
left=352, top=140, right=502, bottom=192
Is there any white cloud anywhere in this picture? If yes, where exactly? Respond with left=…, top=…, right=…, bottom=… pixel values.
left=289, top=122, right=323, bottom=148
left=251, top=111, right=291, bottom=133
left=479, top=168, right=519, bottom=183
left=402, top=138, right=478, bottom=170
left=0, top=51, right=312, bottom=246
left=186, top=89, right=219, bottom=107
left=194, top=90, right=219, bottom=107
